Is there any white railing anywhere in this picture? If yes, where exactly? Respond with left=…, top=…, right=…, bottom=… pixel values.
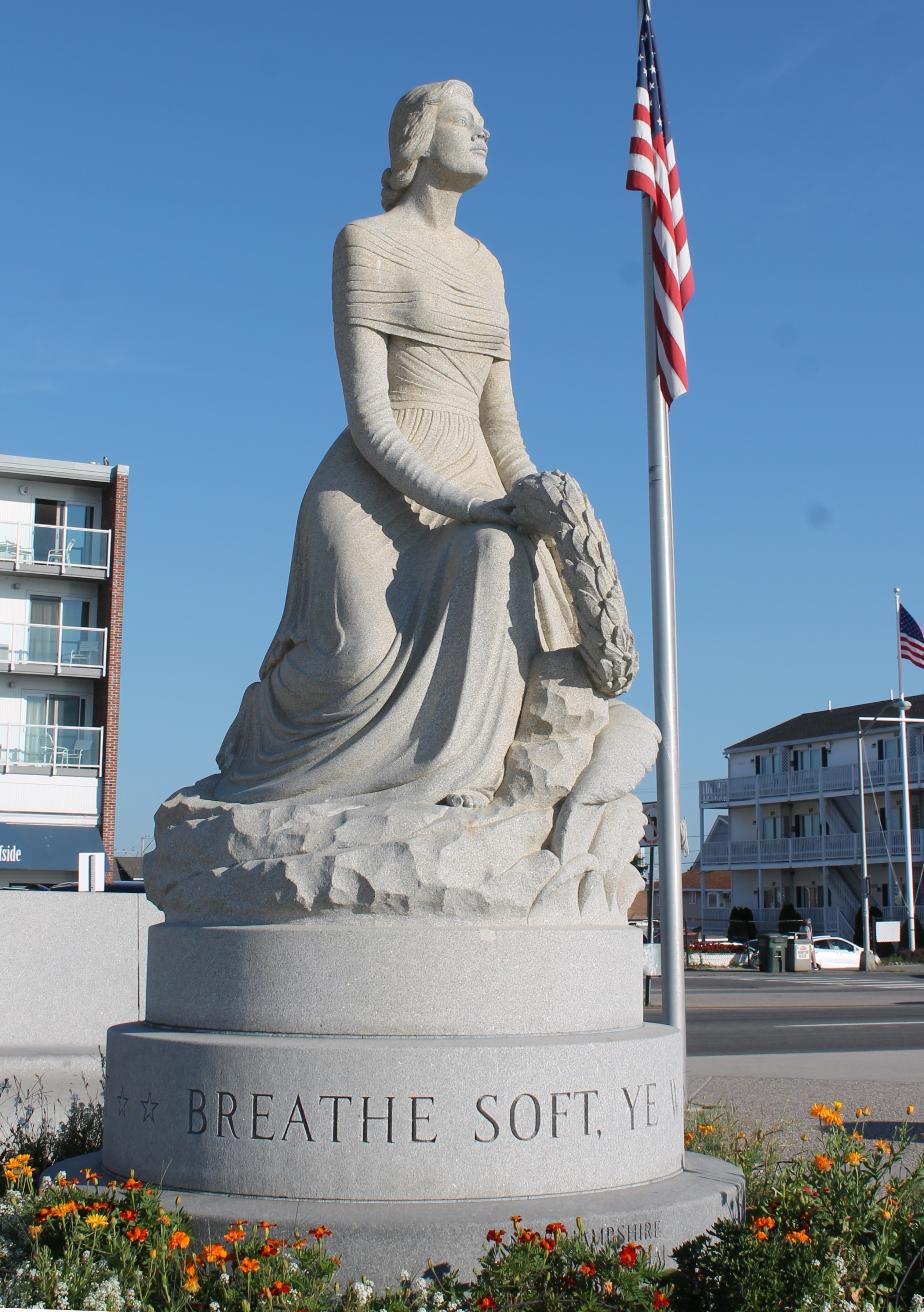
left=0, top=522, right=111, bottom=574
left=0, top=721, right=103, bottom=774
left=0, top=622, right=107, bottom=675
left=702, top=830, right=924, bottom=869
left=701, top=757, right=924, bottom=805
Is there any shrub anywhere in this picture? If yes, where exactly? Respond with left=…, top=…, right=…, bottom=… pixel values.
left=727, top=906, right=756, bottom=942
left=853, top=904, right=883, bottom=950
left=777, top=902, right=801, bottom=934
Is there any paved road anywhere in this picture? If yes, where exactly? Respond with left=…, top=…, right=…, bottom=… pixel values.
left=645, top=969, right=924, bottom=1056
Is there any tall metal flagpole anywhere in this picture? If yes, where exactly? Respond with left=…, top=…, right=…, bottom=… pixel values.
left=895, top=586, right=917, bottom=951
left=637, top=0, right=685, bottom=1039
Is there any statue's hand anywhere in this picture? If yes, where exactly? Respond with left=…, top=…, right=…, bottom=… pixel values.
left=467, top=495, right=516, bottom=528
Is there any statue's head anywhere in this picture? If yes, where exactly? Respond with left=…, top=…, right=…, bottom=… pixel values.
left=381, top=80, right=489, bottom=211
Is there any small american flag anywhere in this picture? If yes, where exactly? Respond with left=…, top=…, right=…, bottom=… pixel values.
left=627, top=0, right=693, bottom=404
left=900, top=604, right=924, bottom=670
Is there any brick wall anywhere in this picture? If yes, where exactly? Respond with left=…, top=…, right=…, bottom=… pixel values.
left=96, top=466, right=128, bottom=874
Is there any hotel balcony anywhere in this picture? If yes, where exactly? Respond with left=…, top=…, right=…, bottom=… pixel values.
left=0, top=722, right=103, bottom=775
left=700, top=758, right=924, bottom=807
left=701, top=830, right=924, bottom=870
left=0, top=623, right=107, bottom=677
left=0, top=522, right=111, bottom=579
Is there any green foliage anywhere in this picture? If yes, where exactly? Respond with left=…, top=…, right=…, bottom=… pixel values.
left=854, top=903, right=883, bottom=949
left=727, top=906, right=756, bottom=943
left=777, top=902, right=801, bottom=934
left=0, top=1058, right=104, bottom=1194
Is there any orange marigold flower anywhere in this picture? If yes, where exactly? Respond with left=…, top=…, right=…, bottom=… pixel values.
left=546, top=1221, right=567, bottom=1234
left=751, top=1216, right=775, bottom=1231
left=602, top=1281, right=614, bottom=1295
left=258, top=1220, right=275, bottom=1231
left=809, top=1103, right=825, bottom=1117
left=813, top=1154, right=833, bottom=1172
left=509, top=1214, right=522, bottom=1224
left=123, top=1175, right=144, bottom=1191
left=908, top=1104, right=916, bottom=1116
left=539, top=1237, right=555, bottom=1252
left=854, top=1106, right=865, bottom=1118
left=126, top=1226, right=149, bottom=1243
left=697, top=1123, right=715, bottom=1135
left=874, top=1140, right=893, bottom=1155
left=200, top=1242, right=229, bottom=1264
left=579, top=1261, right=597, bottom=1276
left=851, top=1131, right=864, bottom=1143
left=184, top=1276, right=200, bottom=1293
left=486, top=1228, right=505, bottom=1243
left=619, top=1242, right=640, bottom=1267
left=269, top=1282, right=291, bottom=1296
left=239, top=1257, right=261, bottom=1273
left=819, top=1107, right=843, bottom=1127
left=882, top=1207, right=895, bottom=1220
left=785, top=1230, right=811, bottom=1244
left=683, top=1130, right=694, bottom=1148
left=260, top=1238, right=283, bottom=1256
left=654, top=1294, right=671, bottom=1310
left=754, top=1229, right=769, bottom=1242
left=169, top=1231, right=191, bottom=1249
left=119, top=1208, right=139, bottom=1221
left=478, top=1299, right=496, bottom=1311
left=846, top=1151, right=863, bottom=1166
left=27, top=1223, right=42, bottom=1238
left=224, top=1227, right=247, bottom=1242
left=81, top=1168, right=100, bottom=1183
left=48, top=1201, right=78, bottom=1217
left=309, top=1225, right=332, bottom=1240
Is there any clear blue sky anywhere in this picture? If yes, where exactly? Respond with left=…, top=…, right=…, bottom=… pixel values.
left=3, top=0, right=922, bottom=857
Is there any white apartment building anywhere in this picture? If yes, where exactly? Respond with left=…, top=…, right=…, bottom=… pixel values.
left=0, top=455, right=128, bottom=888
left=698, top=695, right=924, bottom=937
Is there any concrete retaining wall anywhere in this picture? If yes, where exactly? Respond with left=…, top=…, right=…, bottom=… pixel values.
left=0, top=891, right=163, bottom=1054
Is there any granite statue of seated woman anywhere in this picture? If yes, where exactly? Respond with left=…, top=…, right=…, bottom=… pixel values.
left=147, top=80, right=660, bottom=925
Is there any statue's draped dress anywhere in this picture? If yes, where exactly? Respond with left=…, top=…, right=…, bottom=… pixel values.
left=214, top=221, right=574, bottom=804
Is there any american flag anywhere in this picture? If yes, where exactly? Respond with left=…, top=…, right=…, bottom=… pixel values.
left=900, top=604, right=924, bottom=670
left=626, top=0, right=693, bottom=404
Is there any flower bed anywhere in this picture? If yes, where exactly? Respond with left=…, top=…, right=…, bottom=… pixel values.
left=3, top=1103, right=924, bottom=1309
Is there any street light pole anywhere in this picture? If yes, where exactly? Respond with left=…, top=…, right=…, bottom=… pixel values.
left=857, top=727, right=872, bottom=970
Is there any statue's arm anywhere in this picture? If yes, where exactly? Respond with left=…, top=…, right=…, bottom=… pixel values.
left=480, top=359, right=538, bottom=492
left=334, top=320, right=476, bottom=520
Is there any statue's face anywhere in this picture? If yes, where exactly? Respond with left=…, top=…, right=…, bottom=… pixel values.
left=426, top=94, right=489, bottom=186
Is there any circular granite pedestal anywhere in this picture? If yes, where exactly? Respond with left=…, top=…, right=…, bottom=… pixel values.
left=102, top=921, right=742, bottom=1279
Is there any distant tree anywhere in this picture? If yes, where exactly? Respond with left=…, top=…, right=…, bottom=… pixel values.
left=778, top=902, right=801, bottom=934
left=853, top=904, right=882, bottom=949
left=727, top=906, right=756, bottom=942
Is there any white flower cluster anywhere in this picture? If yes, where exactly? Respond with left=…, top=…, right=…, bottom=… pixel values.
left=352, top=1278, right=375, bottom=1305
left=82, top=1275, right=126, bottom=1311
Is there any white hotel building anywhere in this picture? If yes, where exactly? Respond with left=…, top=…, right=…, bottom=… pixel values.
left=698, top=695, right=924, bottom=937
left=0, top=454, right=127, bottom=888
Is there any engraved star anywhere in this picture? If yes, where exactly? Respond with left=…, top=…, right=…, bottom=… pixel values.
left=140, top=1091, right=159, bottom=1123
left=117, top=1088, right=129, bottom=1118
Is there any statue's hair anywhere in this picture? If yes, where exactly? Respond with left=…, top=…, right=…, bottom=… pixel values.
left=381, top=80, right=474, bottom=212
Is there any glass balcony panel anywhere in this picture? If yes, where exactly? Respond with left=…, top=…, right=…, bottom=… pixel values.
left=0, top=722, right=102, bottom=772
left=63, top=526, right=108, bottom=568
left=59, top=625, right=104, bottom=667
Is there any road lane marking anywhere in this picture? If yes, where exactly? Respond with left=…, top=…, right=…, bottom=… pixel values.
left=776, top=1020, right=924, bottom=1028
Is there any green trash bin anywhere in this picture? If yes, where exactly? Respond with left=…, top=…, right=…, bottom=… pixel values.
left=758, top=933, right=787, bottom=973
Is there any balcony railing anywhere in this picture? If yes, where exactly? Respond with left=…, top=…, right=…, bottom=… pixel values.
left=0, top=522, right=111, bottom=575
left=0, top=622, right=107, bottom=676
left=702, top=830, right=924, bottom=869
left=701, top=757, right=924, bottom=806
left=0, top=722, right=103, bottom=775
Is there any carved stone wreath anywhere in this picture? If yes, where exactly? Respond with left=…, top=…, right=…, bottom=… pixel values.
left=510, top=470, right=639, bottom=697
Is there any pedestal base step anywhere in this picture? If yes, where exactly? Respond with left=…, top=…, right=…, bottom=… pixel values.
left=55, top=1151, right=743, bottom=1286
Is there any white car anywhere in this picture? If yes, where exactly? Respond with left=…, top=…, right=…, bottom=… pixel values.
left=812, top=935, right=878, bottom=969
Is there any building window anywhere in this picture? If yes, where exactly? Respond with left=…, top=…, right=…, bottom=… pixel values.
left=793, top=813, right=822, bottom=838
left=877, top=737, right=900, bottom=761
left=706, top=891, right=721, bottom=908
left=761, top=815, right=784, bottom=840
left=755, top=752, right=783, bottom=775
left=793, top=747, right=827, bottom=771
